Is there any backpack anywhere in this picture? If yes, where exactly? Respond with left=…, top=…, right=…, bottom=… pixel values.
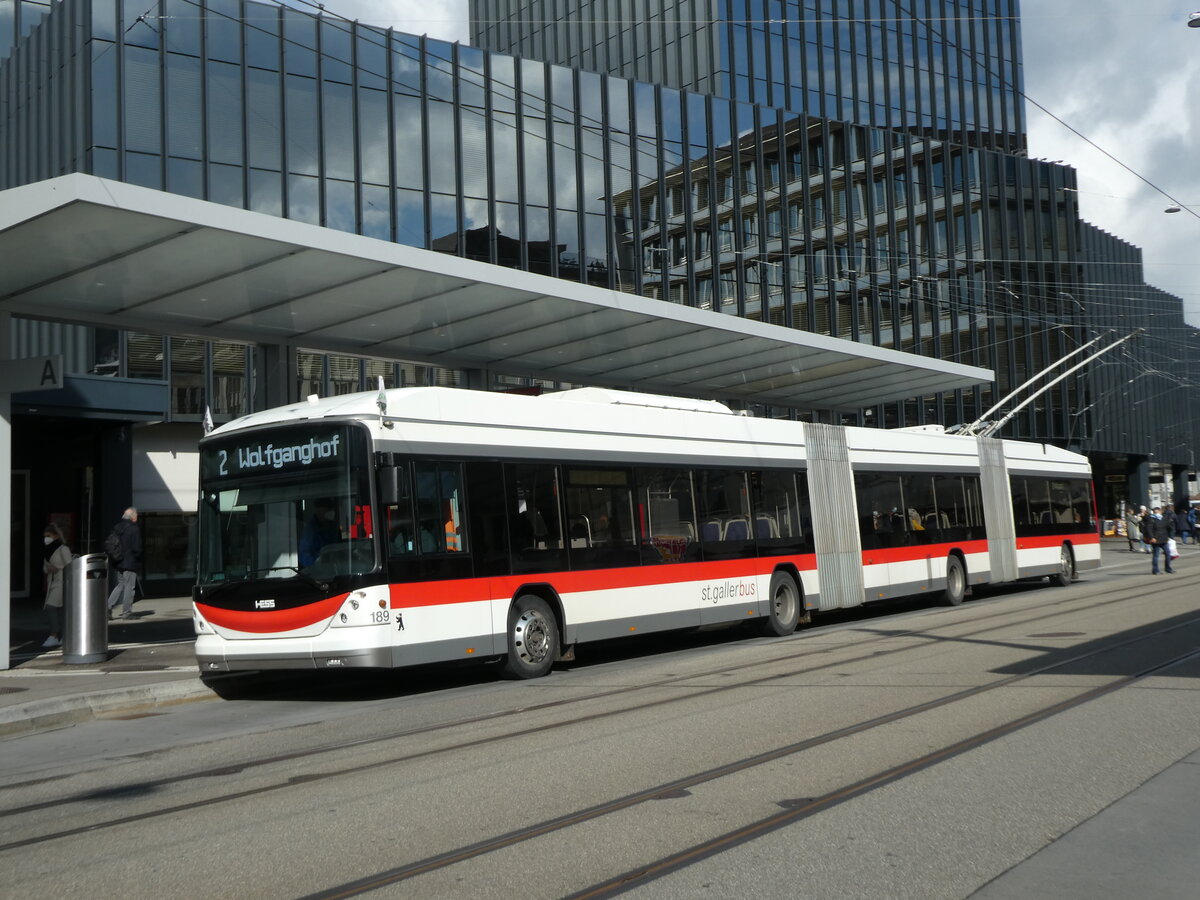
left=104, top=527, right=124, bottom=565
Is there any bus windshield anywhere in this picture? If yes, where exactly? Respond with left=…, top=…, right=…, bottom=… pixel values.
left=197, top=425, right=376, bottom=584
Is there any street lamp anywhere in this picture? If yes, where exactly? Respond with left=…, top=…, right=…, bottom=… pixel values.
left=1189, top=12, right=1200, bottom=27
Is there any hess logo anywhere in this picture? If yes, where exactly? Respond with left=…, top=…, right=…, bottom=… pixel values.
left=254, top=598, right=277, bottom=609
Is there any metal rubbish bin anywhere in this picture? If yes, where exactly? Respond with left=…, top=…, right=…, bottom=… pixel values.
left=64, top=553, right=109, bottom=664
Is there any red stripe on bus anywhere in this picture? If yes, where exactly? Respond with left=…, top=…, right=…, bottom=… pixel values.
left=197, top=594, right=347, bottom=633
left=862, top=539, right=990, bottom=566
left=1016, top=532, right=1100, bottom=550
left=389, top=555, right=819, bottom=609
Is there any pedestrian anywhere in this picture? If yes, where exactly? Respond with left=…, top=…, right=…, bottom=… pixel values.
left=1143, top=506, right=1175, bottom=575
left=106, top=507, right=142, bottom=619
left=41, top=523, right=72, bottom=649
left=1175, top=503, right=1194, bottom=545
left=1188, top=505, right=1199, bottom=545
left=1124, top=503, right=1142, bottom=552
left=1137, top=506, right=1151, bottom=553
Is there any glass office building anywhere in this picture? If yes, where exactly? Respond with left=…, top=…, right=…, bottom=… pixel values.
left=469, top=0, right=1024, bottom=153
left=2, top=0, right=1197, bottom=594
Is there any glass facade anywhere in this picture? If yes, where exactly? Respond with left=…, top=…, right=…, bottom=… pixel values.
left=0, top=0, right=1195, bottom=459
left=469, top=0, right=1025, bottom=153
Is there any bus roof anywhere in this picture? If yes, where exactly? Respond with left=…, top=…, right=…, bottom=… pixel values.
left=206, top=386, right=1089, bottom=474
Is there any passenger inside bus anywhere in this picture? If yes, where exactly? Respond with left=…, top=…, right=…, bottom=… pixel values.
left=299, top=499, right=339, bottom=567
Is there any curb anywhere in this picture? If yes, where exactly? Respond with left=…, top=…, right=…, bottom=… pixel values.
left=0, top=677, right=216, bottom=738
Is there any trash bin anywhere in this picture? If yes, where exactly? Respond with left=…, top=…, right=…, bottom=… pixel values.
left=64, top=553, right=109, bottom=664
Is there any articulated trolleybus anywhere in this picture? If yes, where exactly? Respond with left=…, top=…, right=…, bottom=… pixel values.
left=194, top=387, right=1099, bottom=679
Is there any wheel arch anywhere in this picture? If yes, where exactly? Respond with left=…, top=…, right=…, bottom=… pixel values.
left=770, top=563, right=813, bottom=624
left=948, top=547, right=968, bottom=575
left=771, top=562, right=803, bottom=594
left=510, top=582, right=568, bottom=644
left=1061, top=540, right=1077, bottom=575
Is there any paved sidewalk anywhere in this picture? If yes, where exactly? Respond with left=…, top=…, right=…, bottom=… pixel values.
left=1, top=593, right=211, bottom=736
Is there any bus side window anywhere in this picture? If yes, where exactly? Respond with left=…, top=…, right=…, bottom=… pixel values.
left=386, top=502, right=415, bottom=556
left=506, top=463, right=568, bottom=574
left=855, top=471, right=904, bottom=549
left=413, top=462, right=468, bottom=554
left=695, top=469, right=752, bottom=559
left=383, top=464, right=416, bottom=556
left=636, top=467, right=699, bottom=564
left=465, top=462, right=510, bottom=576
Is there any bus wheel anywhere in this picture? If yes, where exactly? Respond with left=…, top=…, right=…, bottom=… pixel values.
left=758, top=572, right=801, bottom=636
left=942, top=556, right=966, bottom=606
left=1051, top=545, right=1074, bottom=587
left=501, top=595, right=559, bottom=679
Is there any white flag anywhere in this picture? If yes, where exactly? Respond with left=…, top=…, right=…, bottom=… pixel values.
left=376, top=376, right=388, bottom=417
left=202, top=404, right=214, bottom=435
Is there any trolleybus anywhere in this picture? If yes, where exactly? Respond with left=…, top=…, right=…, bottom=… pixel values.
left=194, top=386, right=1099, bottom=679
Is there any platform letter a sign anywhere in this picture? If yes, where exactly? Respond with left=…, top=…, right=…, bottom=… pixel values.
left=41, top=358, right=57, bottom=387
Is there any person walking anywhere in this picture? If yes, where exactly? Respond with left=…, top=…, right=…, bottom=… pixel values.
left=1136, top=506, right=1151, bottom=553
left=1175, top=503, right=1194, bottom=545
left=41, top=523, right=72, bottom=649
left=1144, top=506, right=1175, bottom=575
left=1124, top=503, right=1143, bottom=552
left=106, top=507, right=142, bottom=619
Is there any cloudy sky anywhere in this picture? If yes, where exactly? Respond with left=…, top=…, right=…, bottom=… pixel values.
left=291, top=1, right=1200, bottom=325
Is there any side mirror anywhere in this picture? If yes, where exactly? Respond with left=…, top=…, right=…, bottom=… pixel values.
left=378, top=466, right=409, bottom=506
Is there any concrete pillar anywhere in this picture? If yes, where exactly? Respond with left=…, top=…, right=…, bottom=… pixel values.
left=99, top=424, right=134, bottom=532
left=252, top=343, right=298, bottom=411
left=463, top=368, right=491, bottom=392
left=1127, top=456, right=1150, bottom=508
left=1171, top=464, right=1189, bottom=510
left=1, top=311, right=11, bottom=670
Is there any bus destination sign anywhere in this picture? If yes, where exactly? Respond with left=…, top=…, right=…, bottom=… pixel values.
left=205, top=432, right=344, bottom=480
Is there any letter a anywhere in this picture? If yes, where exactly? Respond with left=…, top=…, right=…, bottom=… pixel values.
left=40, top=358, right=58, bottom=387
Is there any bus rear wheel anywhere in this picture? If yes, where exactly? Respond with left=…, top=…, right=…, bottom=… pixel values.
left=942, top=555, right=966, bottom=606
left=758, top=572, right=801, bottom=636
left=1050, top=545, right=1074, bottom=587
left=500, top=595, right=559, bottom=679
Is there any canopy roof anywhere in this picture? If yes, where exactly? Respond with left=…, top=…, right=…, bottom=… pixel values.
left=0, top=175, right=992, bottom=410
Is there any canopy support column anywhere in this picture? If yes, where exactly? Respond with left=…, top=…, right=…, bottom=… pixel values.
left=1, top=311, right=12, bottom=670
left=253, top=343, right=298, bottom=410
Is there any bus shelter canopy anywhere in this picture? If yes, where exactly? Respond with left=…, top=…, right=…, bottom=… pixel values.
left=0, top=175, right=992, bottom=411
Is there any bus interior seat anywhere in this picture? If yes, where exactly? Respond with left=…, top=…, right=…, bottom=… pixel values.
left=723, top=519, right=750, bottom=541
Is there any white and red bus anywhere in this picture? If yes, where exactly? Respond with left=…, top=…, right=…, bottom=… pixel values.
left=194, top=386, right=1099, bottom=679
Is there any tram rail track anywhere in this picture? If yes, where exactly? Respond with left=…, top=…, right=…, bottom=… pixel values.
left=292, top=615, right=1200, bottom=898
left=2, top=574, right=1196, bottom=866
left=0, top=570, right=1169, bottom=816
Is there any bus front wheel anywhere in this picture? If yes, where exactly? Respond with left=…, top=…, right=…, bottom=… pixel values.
left=501, top=594, right=559, bottom=679
left=758, top=572, right=802, bottom=636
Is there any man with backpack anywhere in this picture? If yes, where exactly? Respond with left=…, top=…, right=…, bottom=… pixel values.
left=106, top=507, right=142, bottom=619
left=1181, top=504, right=1198, bottom=545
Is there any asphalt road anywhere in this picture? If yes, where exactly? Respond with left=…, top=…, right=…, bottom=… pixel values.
left=2, top=548, right=1198, bottom=899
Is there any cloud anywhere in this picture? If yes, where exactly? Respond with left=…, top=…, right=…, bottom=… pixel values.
left=283, top=0, right=470, bottom=43
left=1022, top=1, right=1200, bottom=324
